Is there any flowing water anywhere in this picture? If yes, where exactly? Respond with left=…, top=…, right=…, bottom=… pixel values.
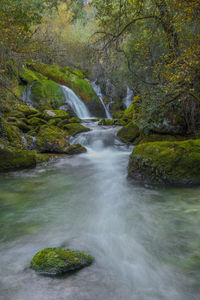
left=123, top=87, right=133, bottom=109
left=62, top=85, right=91, bottom=118
left=90, top=81, right=112, bottom=119
left=0, top=121, right=200, bottom=300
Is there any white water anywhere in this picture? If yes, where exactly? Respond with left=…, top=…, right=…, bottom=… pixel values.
left=22, top=84, right=34, bottom=107
left=62, top=85, right=91, bottom=119
left=91, top=81, right=112, bottom=119
left=123, top=87, right=133, bottom=108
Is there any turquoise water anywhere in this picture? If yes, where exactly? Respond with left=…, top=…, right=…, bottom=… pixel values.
left=0, top=123, right=200, bottom=300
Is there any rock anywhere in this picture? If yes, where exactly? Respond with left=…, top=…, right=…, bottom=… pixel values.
left=15, top=104, right=39, bottom=117
left=63, top=123, right=90, bottom=136
left=117, top=122, right=140, bottom=144
left=36, top=125, right=69, bottom=153
left=65, top=144, right=87, bottom=155
left=42, top=109, right=69, bottom=121
left=0, top=142, right=36, bottom=171
left=128, top=139, right=200, bottom=185
left=30, top=248, right=94, bottom=276
left=27, top=117, right=47, bottom=127
left=98, top=119, right=115, bottom=126
left=31, top=80, right=66, bottom=109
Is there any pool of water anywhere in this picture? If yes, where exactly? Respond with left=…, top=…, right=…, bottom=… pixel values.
left=0, top=122, right=200, bottom=300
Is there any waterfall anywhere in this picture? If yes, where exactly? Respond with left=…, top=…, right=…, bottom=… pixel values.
left=61, top=85, right=91, bottom=119
left=91, top=81, right=112, bottom=119
left=123, top=87, right=133, bottom=109
left=22, top=84, right=34, bottom=107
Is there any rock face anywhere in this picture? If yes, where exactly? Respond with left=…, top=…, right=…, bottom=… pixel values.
left=128, top=139, right=200, bottom=185
left=30, top=248, right=94, bottom=276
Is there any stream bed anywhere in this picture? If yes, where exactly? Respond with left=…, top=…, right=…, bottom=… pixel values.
left=0, top=121, right=200, bottom=300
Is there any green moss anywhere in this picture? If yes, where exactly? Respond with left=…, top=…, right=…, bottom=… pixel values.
left=15, top=104, right=39, bottom=117
left=20, top=68, right=47, bottom=83
left=31, top=80, right=65, bottom=109
left=30, top=248, right=94, bottom=275
left=0, top=142, right=36, bottom=171
left=128, top=139, right=200, bottom=185
left=98, top=119, right=115, bottom=126
left=42, top=109, right=69, bottom=121
left=27, top=117, right=47, bottom=127
left=63, top=123, right=90, bottom=137
left=117, top=122, right=140, bottom=144
left=36, top=125, right=69, bottom=153
left=4, top=123, right=25, bottom=149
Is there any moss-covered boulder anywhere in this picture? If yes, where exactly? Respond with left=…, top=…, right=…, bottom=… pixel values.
left=42, top=109, right=69, bottom=121
left=15, top=104, right=39, bottom=117
left=98, top=119, right=115, bottom=126
left=128, top=139, right=200, bottom=185
left=64, top=144, right=87, bottom=155
left=0, top=142, right=36, bottom=171
left=63, top=123, right=90, bottom=136
left=31, top=80, right=65, bottom=109
left=3, top=123, right=25, bottom=149
left=36, top=125, right=69, bottom=153
left=30, top=248, right=94, bottom=275
left=117, top=122, right=140, bottom=144
left=27, top=117, right=47, bottom=127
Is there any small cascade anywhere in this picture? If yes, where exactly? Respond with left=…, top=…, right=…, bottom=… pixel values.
left=123, top=87, right=133, bottom=109
left=22, top=135, right=37, bottom=150
left=61, top=85, right=91, bottom=119
left=91, top=81, right=112, bottom=119
left=22, top=84, right=34, bottom=107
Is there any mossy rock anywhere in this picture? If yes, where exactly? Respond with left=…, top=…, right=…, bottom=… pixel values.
left=117, top=122, right=140, bottom=144
left=15, top=104, right=39, bottom=117
left=128, top=139, right=200, bottom=185
left=27, top=117, right=47, bottom=127
left=98, top=119, right=115, bottom=126
left=42, top=110, right=69, bottom=121
left=30, top=248, right=94, bottom=275
left=0, top=142, right=36, bottom=171
left=63, top=123, right=90, bottom=137
left=31, top=80, right=65, bottom=109
left=64, top=144, right=87, bottom=155
left=69, top=117, right=81, bottom=123
left=4, top=123, right=25, bottom=149
left=138, top=134, right=185, bottom=144
left=36, top=125, right=69, bottom=153
left=20, top=68, right=47, bottom=83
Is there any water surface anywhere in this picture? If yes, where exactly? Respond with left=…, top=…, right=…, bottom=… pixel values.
left=0, top=122, right=200, bottom=300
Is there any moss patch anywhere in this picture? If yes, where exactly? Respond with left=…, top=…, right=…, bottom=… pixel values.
left=30, top=247, right=94, bottom=275
left=63, top=123, right=90, bottom=137
left=0, top=142, right=36, bottom=171
left=31, top=80, right=65, bottom=109
left=64, top=144, right=87, bottom=155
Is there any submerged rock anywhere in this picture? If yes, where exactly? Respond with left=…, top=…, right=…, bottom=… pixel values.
left=30, top=248, right=94, bottom=275
left=128, top=139, right=200, bottom=185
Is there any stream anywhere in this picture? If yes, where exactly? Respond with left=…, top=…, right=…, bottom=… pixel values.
left=0, top=121, right=200, bottom=300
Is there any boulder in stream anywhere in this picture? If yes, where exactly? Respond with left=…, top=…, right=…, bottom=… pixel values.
left=30, top=248, right=94, bottom=275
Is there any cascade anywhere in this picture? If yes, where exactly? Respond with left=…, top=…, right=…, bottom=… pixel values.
left=62, top=85, right=91, bottom=119
left=22, top=84, right=34, bottom=107
left=123, top=87, right=133, bottom=108
left=91, top=81, right=112, bottom=119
